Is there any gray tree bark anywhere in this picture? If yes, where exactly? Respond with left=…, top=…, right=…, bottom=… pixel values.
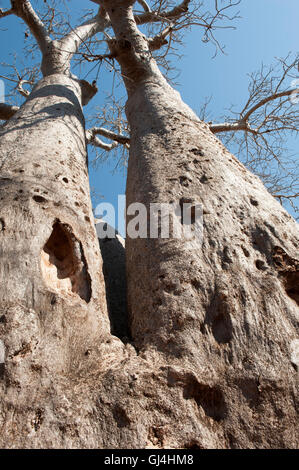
left=102, top=0, right=299, bottom=448
left=0, top=73, right=122, bottom=447
left=0, top=0, right=298, bottom=449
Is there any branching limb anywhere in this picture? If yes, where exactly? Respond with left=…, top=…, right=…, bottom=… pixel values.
left=0, top=7, right=14, bottom=18
left=135, top=0, right=192, bottom=25
left=82, top=52, right=116, bottom=63
left=86, top=126, right=130, bottom=151
left=0, top=67, right=35, bottom=99
left=11, top=0, right=51, bottom=54
left=58, top=8, right=109, bottom=61
left=88, top=136, right=119, bottom=151
left=0, top=103, right=19, bottom=120
left=241, top=90, right=295, bottom=123
left=136, top=0, right=151, bottom=13
left=17, top=79, right=31, bottom=97
left=148, top=24, right=173, bottom=51
left=210, top=121, right=257, bottom=134
left=209, top=57, right=298, bottom=141
left=206, top=55, right=299, bottom=211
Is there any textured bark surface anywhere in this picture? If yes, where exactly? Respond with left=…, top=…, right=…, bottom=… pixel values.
left=104, top=0, right=299, bottom=449
left=0, top=1, right=298, bottom=449
left=124, top=83, right=299, bottom=448
left=0, top=74, right=121, bottom=447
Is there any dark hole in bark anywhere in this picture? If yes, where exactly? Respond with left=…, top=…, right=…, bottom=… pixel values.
left=62, top=177, right=69, bottom=183
left=241, top=245, right=250, bottom=257
left=183, top=378, right=227, bottom=422
left=179, top=175, right=190, bottom=187
left=112, top=404, right=130, bottom=428
left=184, top=440, right=203, bottom=449
left=200, top=174, right=209, bottom=184
left=33, top=195, right=47, bottom=203
left=255, top=259, right=266, bottom=270
left=0, top=363, right=5, bottom=379
left=273, top=246, right=299, bottom=306
left=284, top=272, right=299, bottom=306
left=205, top=291, right=233, bottom=344
left=250, top=197, right=259, bottom=206
left=41, top=221, right=91, bottom=303
left=190, top=148, right=204, bottom=157
left=0, top=218, right=5, bottom=231
left=211, top=311, right=233, bottom=344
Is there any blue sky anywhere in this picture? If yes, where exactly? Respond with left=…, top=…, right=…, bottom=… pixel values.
left=0, top=0, right=298, bottom=234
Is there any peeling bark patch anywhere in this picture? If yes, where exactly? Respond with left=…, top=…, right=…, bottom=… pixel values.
left=273, top=246, right=299, bottom=306
left=41, top=221, right=91, bottom=303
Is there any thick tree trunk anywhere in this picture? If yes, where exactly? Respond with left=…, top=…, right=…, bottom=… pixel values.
left=104, top=1, right=299, bottom=448
left=0, top=73, right=117, bottom=447
left=125, top=82, right=299, bottom=447
left=0, top=2, right=298, bottom=449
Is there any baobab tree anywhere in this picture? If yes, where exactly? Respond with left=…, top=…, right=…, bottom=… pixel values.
left=0, top=0, right=298, bottom=449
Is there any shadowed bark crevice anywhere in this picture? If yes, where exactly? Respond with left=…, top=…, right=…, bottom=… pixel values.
left=273, top=246, right=299, bottom=306
left=98, top=228, right=130, bottom=340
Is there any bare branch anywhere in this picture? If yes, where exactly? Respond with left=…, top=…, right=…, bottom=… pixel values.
left=205, top=55, right=299, bottom=212
left=88, top=136, right=119, bottom=151
left=12, top=0, right=52, bottom=53
left=86, top=126, right=130, bottom=148
left=82, top=52, right=116, bottom=63
left=0, top=103, right=19, bottom=120
left=241, top=90, right=294, bottom=123
left=58, top=9, right=109, bottom=61
left=135, top=0, right=192, bottom=25
left=136, top=0, right=151, bottom=13
left=210, top=121, right=257, bottom=134
left=148, top=24, right=173, bottom=51
left=0, top=7, right=14, bottom=18
left=17, top=79, right=31, bottom=97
